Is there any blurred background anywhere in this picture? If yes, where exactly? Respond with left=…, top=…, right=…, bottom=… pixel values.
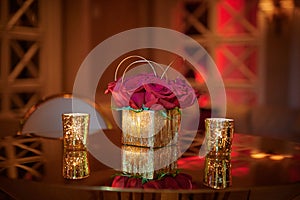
left=0, top=0, right=300, bottom=140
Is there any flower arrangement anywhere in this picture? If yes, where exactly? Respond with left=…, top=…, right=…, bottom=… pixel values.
left=105, top=56, right=199, bottom=111
left=111, top=171, right=193, bottom=189
left=105, top=56, right=199, bottom=147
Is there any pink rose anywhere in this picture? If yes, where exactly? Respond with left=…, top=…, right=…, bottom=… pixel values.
left=107, top=79, right=131, bottom=108
left=169, top=78, right=198, bottom=108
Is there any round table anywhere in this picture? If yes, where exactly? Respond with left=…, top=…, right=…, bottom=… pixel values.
left=0, top=130, right=299, bottom=200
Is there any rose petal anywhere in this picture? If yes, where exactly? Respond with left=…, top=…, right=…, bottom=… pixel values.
left=130, top=92, right=145, bottom=109
left=142, top=180, right=162, bottom=189
left=160, top=176, right=180, bottom=189
left=112, top=176, right=129, bottom=188
left=174, top=173, right=193, bottom=189
left=144, top=84, right=175, bottom=99
left=112, top=91, right=130, bottom=107
left=126, top=178, right=143, bottom=188
left=105, top=81, right=117, bottom=94
left=144, top=91, right=159, bottom=108
left=145, top=90, right=157, bottom=102
left=149, top=104, right=164, bottom=110
left=158, top=99, right=177, bottom=110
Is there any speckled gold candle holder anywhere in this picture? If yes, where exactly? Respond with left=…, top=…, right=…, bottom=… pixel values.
left=203, top=155, right=231, bottom=189
left=121, top=145, right=178, bottom=180
left=62, top=113, right=90, bottom=150
left=204, top=118, right=234, bottom=156
left=121, top=109, right=180, bottom=148
left=63, top=150, right=90, bottom=179
left=203, top=118, right=234, bottom=189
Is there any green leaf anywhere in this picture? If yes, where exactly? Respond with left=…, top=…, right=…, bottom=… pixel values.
left=142, top=178, right=149, bottom=184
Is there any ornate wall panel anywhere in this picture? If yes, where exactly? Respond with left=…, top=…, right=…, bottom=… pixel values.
left=181, top=0, right=263, bottom=106
left=0, top=0, right=61, bottom=118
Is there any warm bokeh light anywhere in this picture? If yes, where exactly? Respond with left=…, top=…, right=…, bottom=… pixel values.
left=269, top=155, right=285, bottom=161
left=250, top=151, right=293, bottom=160
left=250, top=152, right=268, bottom=159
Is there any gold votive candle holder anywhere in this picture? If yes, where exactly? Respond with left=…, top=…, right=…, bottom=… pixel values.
left=121, top=145, right=178, bottom=180
left=62, top=150, right=90, bottom=179
left=203, top=155, right=231, bottom=189
left=203, top=118, right=234, bottom=189
left=62, top=113, right=90, bottom=179
left=121, top=109, right=180, bottom=148
left=62, top=113, right=90, bottom=150
left=204, top=118, right=234, bottom=157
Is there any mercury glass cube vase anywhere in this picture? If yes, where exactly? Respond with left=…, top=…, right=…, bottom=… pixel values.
left=121, top=109, right=180, bottom=148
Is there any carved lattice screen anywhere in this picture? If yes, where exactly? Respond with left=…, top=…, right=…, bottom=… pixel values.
left=182, top=0, right=263, bottom=106
left=0, top=0, right=61, bottom=118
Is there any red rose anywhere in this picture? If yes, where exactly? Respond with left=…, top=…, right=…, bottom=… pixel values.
left=129, top=91, right=145, bottom=109
left=160, top=176, right=180, bottom=189
left=125, top=177, right=143, bottom=188
left=142, top=180, right=162, bottom=189
left=112, top=175, right=129, bottom=188
left=105, top=73, right=198, bottom=110
left=144, top=83, right=178, bottom=110
left=174, top=173, right=193, bottom=189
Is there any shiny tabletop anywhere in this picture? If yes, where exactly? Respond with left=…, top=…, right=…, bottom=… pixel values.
left=0, top=129, right=300, bottom=200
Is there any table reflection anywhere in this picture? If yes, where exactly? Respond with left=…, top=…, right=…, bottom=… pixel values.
left=121, top=145, right=177, bottom=180
left=0, top=130, right=300, bottom=199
